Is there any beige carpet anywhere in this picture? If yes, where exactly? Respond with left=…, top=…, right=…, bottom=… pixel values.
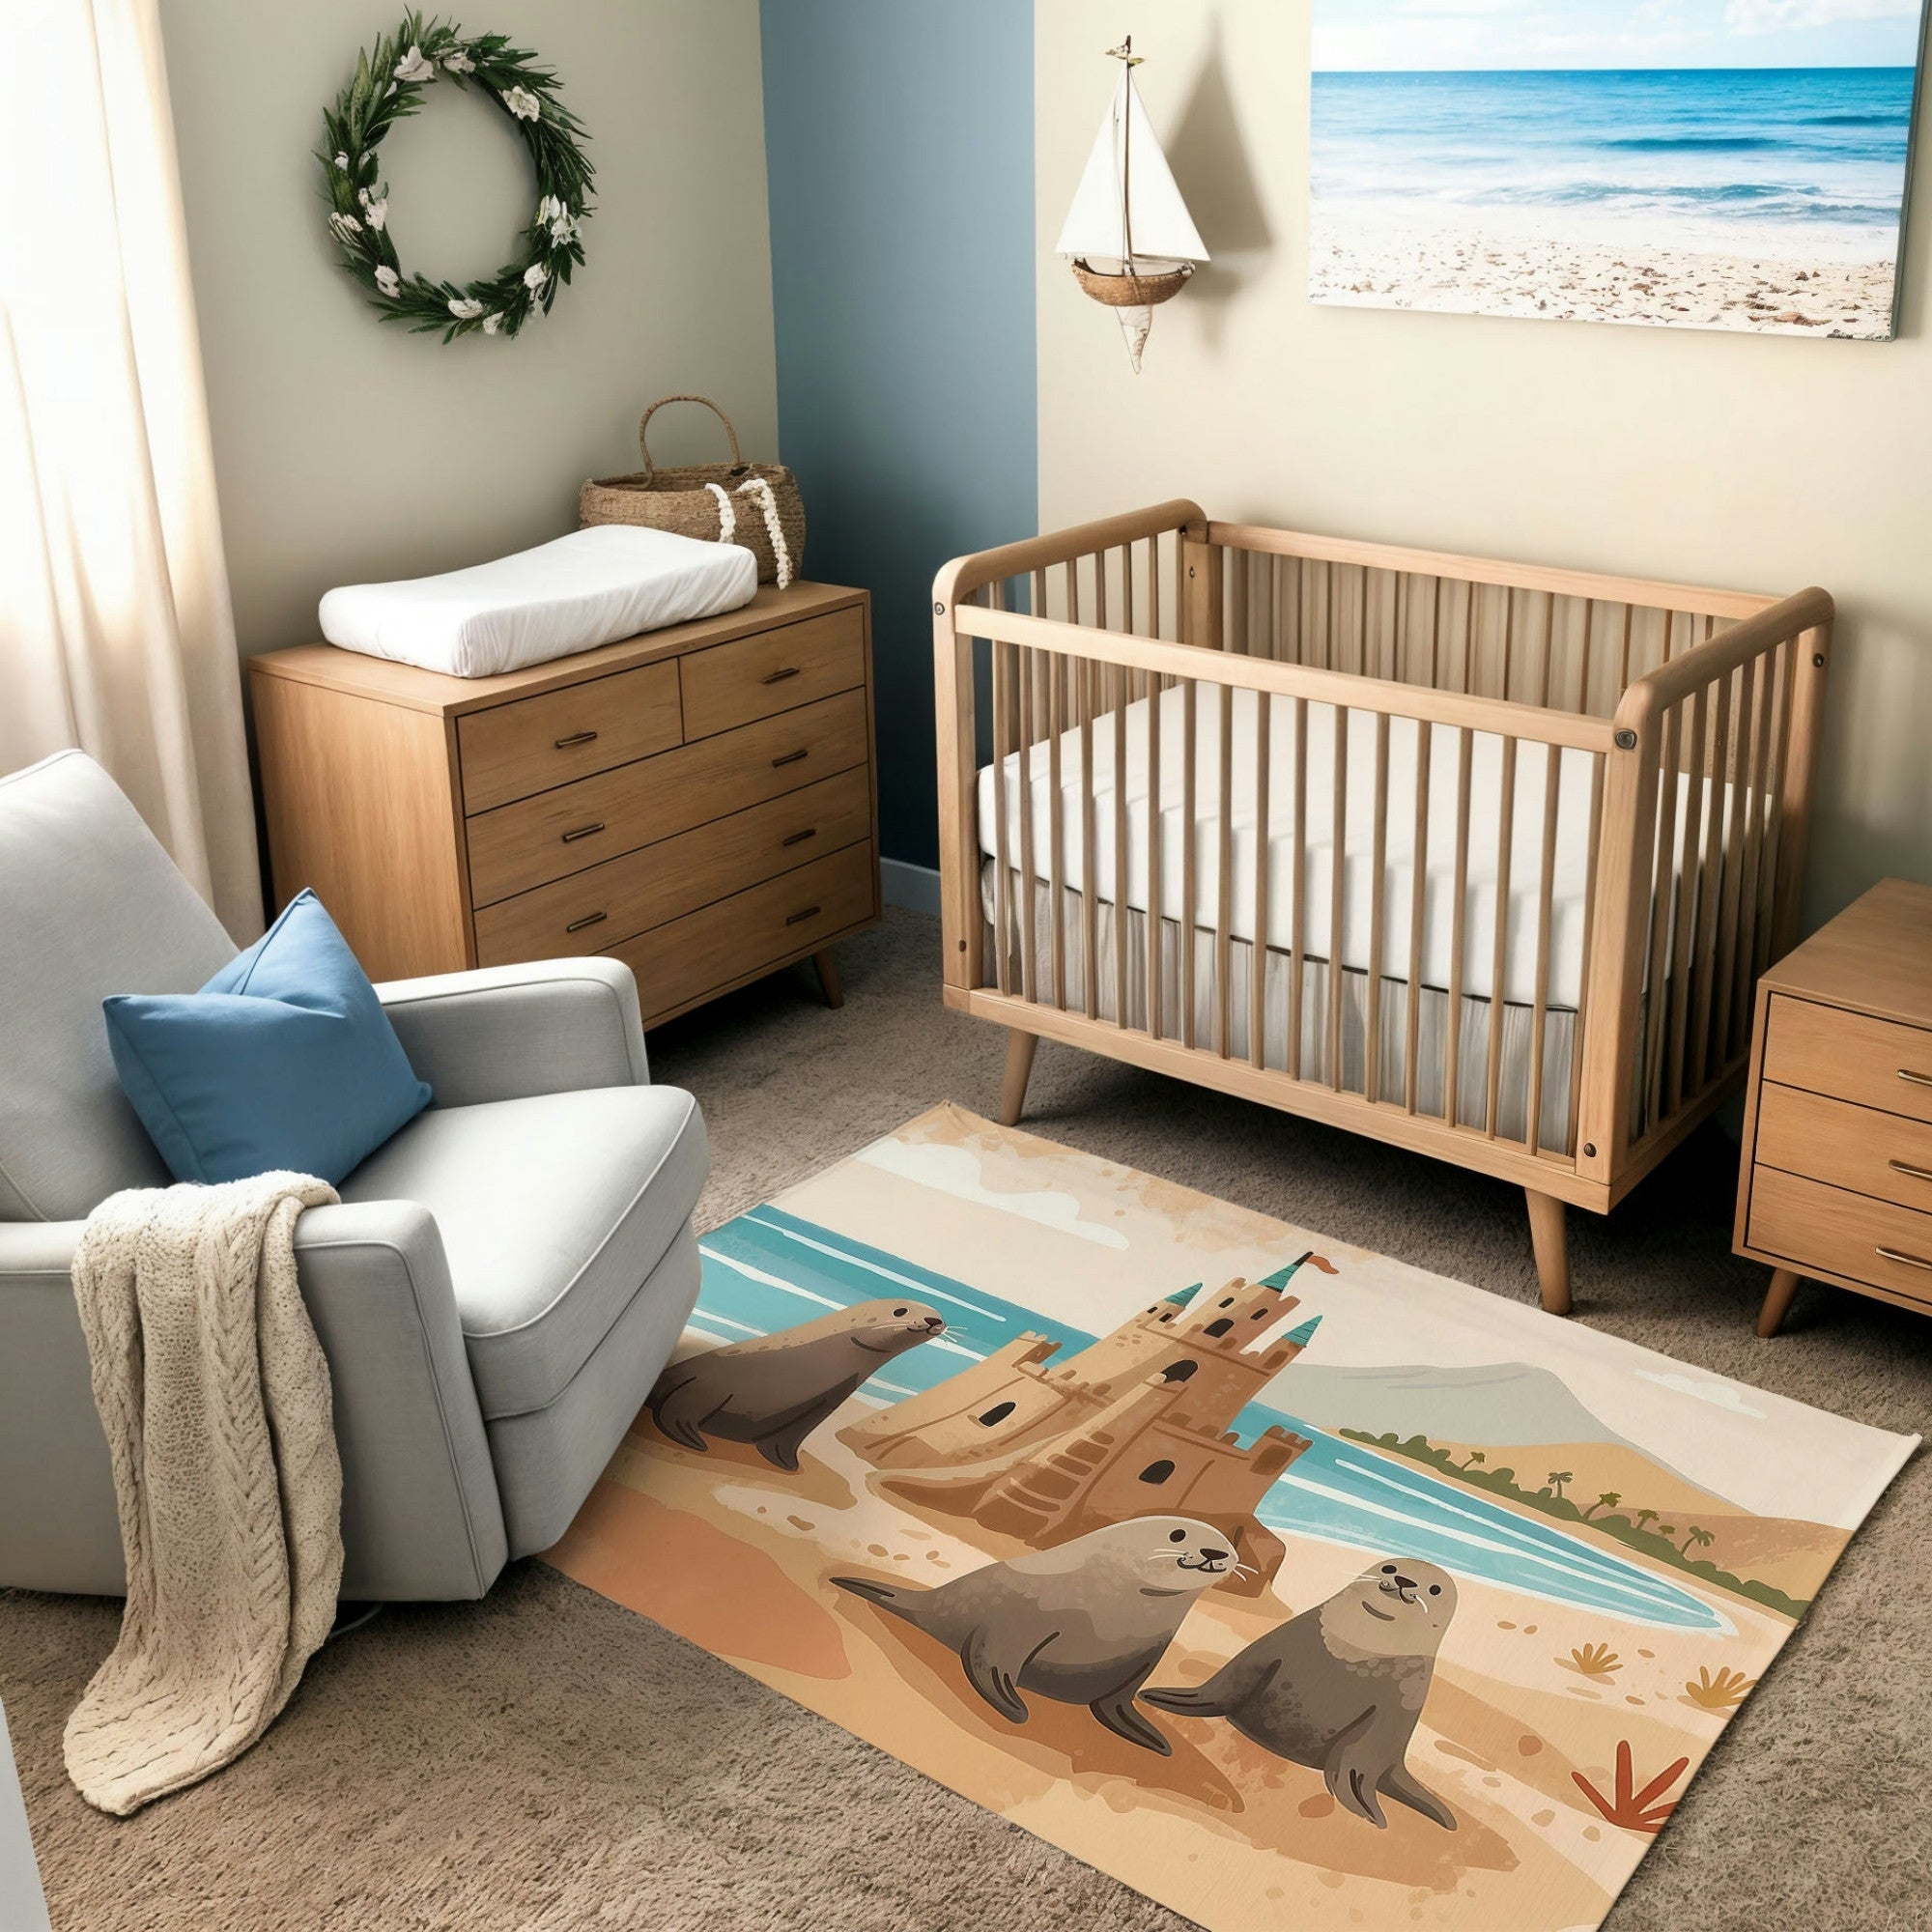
left=5, top=907, right=1929, bottom=1930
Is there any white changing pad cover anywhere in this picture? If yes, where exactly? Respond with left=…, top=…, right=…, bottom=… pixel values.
left=318, top=525, right=758, bottom=678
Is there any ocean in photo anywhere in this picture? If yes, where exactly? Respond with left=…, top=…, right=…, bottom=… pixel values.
left=1311, top=67, right=1917, bottom=261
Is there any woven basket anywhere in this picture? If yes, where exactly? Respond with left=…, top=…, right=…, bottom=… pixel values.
left=580, top=394, right=805, bottom=587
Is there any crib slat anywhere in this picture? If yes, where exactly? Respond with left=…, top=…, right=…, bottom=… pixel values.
left=1664, top=686, right=1708, bottom=1116
left=1327, top=704, right=1350, bottom=1091
left=1712, top=661, right=1754, bottom=1069
left=1016, top=643, right=1037, bottom=1005
left=1617, top=604, right=1635, bottom=696
left=1538, top=593, right=1556, bottom=708
left=1366, top=714, right=1390, bottom=1103
left=1526, top=741, right=1562, bottom=1152
left=991, top=621, right=1012, bottom=997
left=1429, top=577, right=1445, bottom=690
left=1289, top=696, right=1309, bottom=1079
left=1181, top=676, right=1198, bottom=1049
left=1151, top=530, right=1162, bottom=645
left=1046, top=629, right=1066, bottom=1011
left=1730, top=649, right=1776, bottom=1049
left=1499, top=587, right=1517, bottom=702
left=1079, top=656, right=1098, bottom=1018
left=1443, top=728, right=1473, bottom=1126
left=1231, top=546, right=1250, bottom=657
left=1687, top=668, right=1732, bottom=1089
left=1485, top=736, right=1518, bottom=1138
left=1215, top=683, right=1236, bottom=1057
left=1567, top=753, right=1606, bottom=1153
left=1641, top=704, right=1684, bottom=1122
left=1146, top=663, right=1163, bottom=1039
left=1404, top=717, right=1433, bottom=1113
left=1113, top=661, right=1129, bottom=1027
left=1753, top=639, right=1796, bottom=979
left=1250, top=690, right=1272, bottom=1068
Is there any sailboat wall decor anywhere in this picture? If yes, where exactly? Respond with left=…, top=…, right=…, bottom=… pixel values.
left=1055, top=38, right=1208, bottom=373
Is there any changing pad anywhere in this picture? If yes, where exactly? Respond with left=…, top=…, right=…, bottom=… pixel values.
left=318, top=525, right=758, bottom=678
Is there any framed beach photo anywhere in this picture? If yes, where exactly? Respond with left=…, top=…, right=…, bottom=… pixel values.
left=1310, top=1, right=1929, bottom=338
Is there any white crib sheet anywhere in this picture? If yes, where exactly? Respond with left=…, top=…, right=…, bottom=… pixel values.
left=976, top=684, right=1722, bottom=1009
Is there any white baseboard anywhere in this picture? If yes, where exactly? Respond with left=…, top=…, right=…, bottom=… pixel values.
left=880, top=857, right=942, bottom=916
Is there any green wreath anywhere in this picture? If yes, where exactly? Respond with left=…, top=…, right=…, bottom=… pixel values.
left=317, top=13, right=593, bottom=341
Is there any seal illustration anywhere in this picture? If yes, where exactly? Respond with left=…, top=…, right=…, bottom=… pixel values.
left=1144, top=1557, right=1461, bottom=1828
left=832, top=1516, right=1236, bottom=1753
left=648, top=1298, right=945, bottom=1470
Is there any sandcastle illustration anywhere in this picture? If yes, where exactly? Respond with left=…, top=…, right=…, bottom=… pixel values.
left=838, top=1257, right=1326, bottom=1596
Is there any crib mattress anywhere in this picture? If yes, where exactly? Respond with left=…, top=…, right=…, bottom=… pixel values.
left=976, top=684, right=1721, bottom=1010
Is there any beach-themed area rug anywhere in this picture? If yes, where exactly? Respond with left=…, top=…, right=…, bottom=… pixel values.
left=543, top=1105, right=1918, bottom=1932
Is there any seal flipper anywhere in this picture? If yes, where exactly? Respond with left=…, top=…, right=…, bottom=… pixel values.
left=829, top=1575, right=925, bottom=1627
left=1322, top=1710, right=1389, bottom=1828
left=1142, top=1652, right=1279, bottom=1720
left=1092, top=1668, right=1172, bottom=1755
left=649, top=1387, right=722, bottom=1454
left=755, top=1389, right=846, bottom=1471
left=1380, top=1761, right=1457, bottom=1830
left=959, top=1622, right=1037, bottom=1725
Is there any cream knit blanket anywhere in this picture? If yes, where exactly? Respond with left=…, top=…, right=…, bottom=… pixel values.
left=65, top=1173, right=345, bottom=1816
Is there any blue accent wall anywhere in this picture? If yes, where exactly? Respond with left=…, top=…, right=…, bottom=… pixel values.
left=759, top=0, right=1037, bottom=871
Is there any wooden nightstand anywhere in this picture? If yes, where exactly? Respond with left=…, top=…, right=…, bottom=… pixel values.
left=1736, top=878, right=1932, bottom=1335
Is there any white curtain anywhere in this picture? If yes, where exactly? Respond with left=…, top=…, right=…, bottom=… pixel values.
left=1, top=0, right=262, bottom=941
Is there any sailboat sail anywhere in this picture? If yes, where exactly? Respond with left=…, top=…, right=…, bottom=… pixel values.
left=1055, top=71, right=1208, bottom=270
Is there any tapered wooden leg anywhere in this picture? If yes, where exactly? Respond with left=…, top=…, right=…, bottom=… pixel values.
left=1525, top=1189, right=1571, bottom=1316
left=810, top=949, right=843, bottom=1009
left=998, top=1031, right=1038, bottom=1128
left=1757, top=1268, right=1802, bottom=1338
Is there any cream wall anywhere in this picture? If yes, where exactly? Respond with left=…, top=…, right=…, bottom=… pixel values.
left=159, top=0, right=777, bottom=656
left=1037, top=3, right=1932, bottom=928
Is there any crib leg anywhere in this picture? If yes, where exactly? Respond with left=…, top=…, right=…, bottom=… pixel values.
left=998, top=1031, right=1038, bottom=1128
left=1525, top=1190, right=1572, bottom=1316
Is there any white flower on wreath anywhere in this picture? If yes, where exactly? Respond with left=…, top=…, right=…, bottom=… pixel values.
left=357, top=188, right=388, bottom=232
left=502, top=85, right=541, bottom=121
left=333, top=151, right=351, bottom=172
left=442, top=48, right=476, bottom=73
left=448, top=297, right=485, bottom=320
left=523, top=261, right=550, bottom=290
left=481, top=312, right=504, bottom=335
left=374, top=264, right=402, bottom=298
left=327, top=212, right=362, bottom=242
left=394, top=44, right=436, bottom=84
left=536, top=194, right=578, bottom=244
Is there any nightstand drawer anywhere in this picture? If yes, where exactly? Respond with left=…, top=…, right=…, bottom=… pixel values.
left=1756, top=1084, right=1932, bottom=1215
left=458, top=660, right=682, bottom=813
left=679, top=607, right=864, bottom=741
left=1762, top=995, right=1932, bottom=1125
left=1747, top=1167, right=1932, bottom=1306
left=465, top=689, right=870, bottom=905
left=472, top=766, right=873, bottom=965
left=606, top=840, right=876, bottom=1026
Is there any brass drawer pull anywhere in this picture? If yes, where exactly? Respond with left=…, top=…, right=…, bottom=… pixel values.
left=785, top=905, right=821, bottom=927
left=781, top=827, right=817, bottom=848
left=1901, top=1068, right=1932, bottom=1090
left=565, top=911, right=608, bottom=934
left=1877, top=1245, right=1932, bottom=1273
left=772, top=748, right=809, bottom=769
left=761, top=666, right=802, bottom=686
left=560, top=822, right=605, bottom=843
left=1889, top=1157, right=1932, bottom=1184
left=554, top=729, right=599, bottom=750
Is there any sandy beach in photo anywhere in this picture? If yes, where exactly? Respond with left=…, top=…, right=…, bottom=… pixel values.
left=1309, top=210, right=1898, bottom=336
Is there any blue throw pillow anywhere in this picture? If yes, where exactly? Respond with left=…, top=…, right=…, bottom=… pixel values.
left=103, top=890, right=432, bottom=1185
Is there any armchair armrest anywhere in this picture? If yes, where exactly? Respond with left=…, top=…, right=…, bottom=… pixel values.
left=375, top=956, right=649, bottom=1107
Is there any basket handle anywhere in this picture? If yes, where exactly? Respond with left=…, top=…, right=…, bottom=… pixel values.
left=638, top=394, right=746, bottom=478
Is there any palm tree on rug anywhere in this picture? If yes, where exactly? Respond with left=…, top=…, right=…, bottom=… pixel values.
left=1580, top=1492, right=1621, bottom=1521
left=1678, top=1525, right=1716, bottom=1558
left=1460, top=1449, right=1487, bottom=1471
left=1632, top=1508, right=1661, bottom=1534
left=1547, top=1469, right=1573, bottom=1500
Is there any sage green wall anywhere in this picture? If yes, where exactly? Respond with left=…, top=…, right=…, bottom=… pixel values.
left=1037, top=2, right=1932, bottom=930
left=159, top=0, right=778, bottom=656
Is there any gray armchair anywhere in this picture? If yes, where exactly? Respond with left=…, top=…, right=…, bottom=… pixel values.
left=0, top=751, right=708, bottom=1600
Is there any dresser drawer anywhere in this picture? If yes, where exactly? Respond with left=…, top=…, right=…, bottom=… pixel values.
left=605, top=841, right=876, bottom=1026
left=1761, top=995, right=1932, bottom=1126
left=472, top=766, right=874, bottom=966
left=465, top=689, right=870, bottom=906
left=679, top=607, right=865, bottom=741
left=1747, top=1166, right=1932, bottom=1306
left=458, top=660, right=682, bottom=813
left=1756, top=1083, right=1932, bottom=1216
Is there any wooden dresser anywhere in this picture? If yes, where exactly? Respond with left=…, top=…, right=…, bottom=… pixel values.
left=1736, top=878, right=1932, bottom=1335
left=249, top=582, right=879, bottom=1027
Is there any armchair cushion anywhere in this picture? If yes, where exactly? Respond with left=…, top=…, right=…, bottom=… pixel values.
left=339, top=1084, right=708, bottom=1419
left=102, top=891, right=430, bottom=1184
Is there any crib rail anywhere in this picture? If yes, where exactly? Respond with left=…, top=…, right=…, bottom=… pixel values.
left=933, top=508, right=1831, bottom=1212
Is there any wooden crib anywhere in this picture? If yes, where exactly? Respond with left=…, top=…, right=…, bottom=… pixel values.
left=932, top=501, right=1832, bottom=1313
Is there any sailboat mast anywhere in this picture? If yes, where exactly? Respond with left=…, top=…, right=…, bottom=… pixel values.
left=1108, top=35, right=1144, bottom=273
